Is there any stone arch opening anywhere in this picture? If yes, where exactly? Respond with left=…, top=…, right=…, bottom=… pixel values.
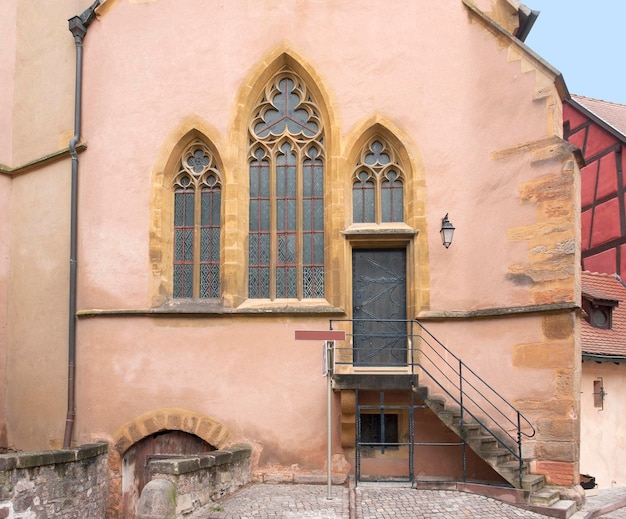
left=107, top=408, right=234, bottom=519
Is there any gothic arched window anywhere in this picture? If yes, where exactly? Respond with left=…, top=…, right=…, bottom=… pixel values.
left=353, top=138, right=404, bottom=223
left=173, top=140, right=222, bottom=298
left=248, top=70, right=325, bottom=299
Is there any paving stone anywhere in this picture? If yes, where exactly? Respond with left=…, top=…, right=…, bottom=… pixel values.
left=188, top=483, right=626, bottom=519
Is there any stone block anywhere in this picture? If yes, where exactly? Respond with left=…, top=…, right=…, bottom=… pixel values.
left=542, top=313, right=574, bottom=340
left=74, top=443, right=108, bottom=461
left=212, top=450, right=233, bottom=466
left=136, top=479, right=176, bottom=519
left=149, top=457, right=200, bottom=475
left=513, top=341, right=574, bottom=369
left=535, top=460, right=577, bottom=486
left=0, top=455, right=18, bottom=471
left=536, top=440, right=578, bottom=463
left=537, top=418, right=579, bottom=442
left=17, top=449, right=74, bottom=468
left=166, top=415, right=181, bottom=431
left=127, top=423, right=145, bottom=443
left=228, top=445, right=252, bottom=461
left=115, top=435, right=132, bottom=456
left=143, top=417, right=161, bottom=436
left=554, top=368, right=577, bottom=398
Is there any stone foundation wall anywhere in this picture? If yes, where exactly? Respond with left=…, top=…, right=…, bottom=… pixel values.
left=0, top=443, right=108, bottom=518
left=142, top=445, right=251, bottom=517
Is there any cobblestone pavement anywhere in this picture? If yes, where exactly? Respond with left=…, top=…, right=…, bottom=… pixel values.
left=188, top=483, right=567, bottom=518
left=600, top=510, right=626, bottom=519
left=188, top=484, right=347, bottom=518
left=355, top=486, right=547, bottom=518
left=572, top=486, right=626, bottom=519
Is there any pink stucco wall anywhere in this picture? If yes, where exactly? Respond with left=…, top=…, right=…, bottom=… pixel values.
left=1, top=0, right=80, bottom=450
left=0, top=0, right=16, bottom=449
left=6, top=165, right=71, bottom=450
left=0, top=175, right=10, bottom=447
left=63, top=0, right=571, bottom=466
left=2, top=0, right=579, bottom=492
left=79, top=0, right=548, bottom=312
left=0, top=0, right=17, bottom=166
left=11, top=0, right=79, bottom=162
left=581, top=363, right=626, bottom=488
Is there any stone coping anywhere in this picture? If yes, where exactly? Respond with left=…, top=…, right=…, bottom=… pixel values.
left=148, top=445, right=251, bottom=476
left=0, top=442, right=108, bottom=471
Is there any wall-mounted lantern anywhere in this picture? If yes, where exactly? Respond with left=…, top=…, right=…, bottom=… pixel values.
left=440, top=214, right=455, bottom=249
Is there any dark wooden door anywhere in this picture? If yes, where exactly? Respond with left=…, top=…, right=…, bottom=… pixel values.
left=352, top=249, right=407, bottom=366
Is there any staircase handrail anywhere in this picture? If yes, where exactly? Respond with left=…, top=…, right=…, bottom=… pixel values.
left=412, top=319, right=536, bottom=439
left=330, top=317, right=536, bottom=486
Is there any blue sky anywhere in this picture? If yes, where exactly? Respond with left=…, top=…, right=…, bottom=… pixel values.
left=524, top=1, right=626, bottom=105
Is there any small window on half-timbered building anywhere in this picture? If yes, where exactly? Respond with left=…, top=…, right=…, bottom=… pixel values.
left=248, top=69, right=325, bottom=300
left=172, top=140, right=221, bottom=299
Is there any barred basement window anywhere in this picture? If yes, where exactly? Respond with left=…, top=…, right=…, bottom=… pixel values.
left=173, top=140, right=221, bottom=298
left=353, top=138, right=404, bottom=223
left=248, top=69, right=325, bottom=299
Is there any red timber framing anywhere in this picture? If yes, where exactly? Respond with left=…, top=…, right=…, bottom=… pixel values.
left=564, top=96, right=626, bottom=275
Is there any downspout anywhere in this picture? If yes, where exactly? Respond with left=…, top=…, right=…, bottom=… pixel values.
left=64, top=0, right=100, bottom=449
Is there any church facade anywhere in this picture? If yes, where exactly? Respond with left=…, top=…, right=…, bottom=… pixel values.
left=0, top=0, right=582, bottom=516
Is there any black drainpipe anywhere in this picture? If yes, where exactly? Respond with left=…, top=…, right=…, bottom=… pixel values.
left=64, top=0, right=100, bottom=449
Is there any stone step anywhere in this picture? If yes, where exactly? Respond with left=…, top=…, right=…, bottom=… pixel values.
left=482, top=447, right=513, bottom=465
left=433, top=410, right=456, bottom=427
left=530, top=488, right=561, bottom=507
left=517, top=474, right=546, bottom=493
left=418, top=382, right=542, bottom=496
left=497, top=459, right=530, bottom=479
left=451, top=422, right=482, bottom=438
left=466, top=434, right=499, bottom=451
left=527, top=499, right=577, bottom=519
left=412, top=385, right=429, bottom=400
left=425, top=396, right=446, bottom=413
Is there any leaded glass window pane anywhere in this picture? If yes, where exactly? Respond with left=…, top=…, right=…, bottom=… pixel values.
left=381, top=171, right=403, bottom=223
left=249, top=150, right=271, bottom=298
left=172, top=140, right=222, bottom=299
left=248, top=68, right=325, bottom=300
left=352, top=137, right=405, bottom=225
left=199, top=186, right=221, bottom=298
left=353, top=172, right=375, bottom=223
left=173, top=191, right=194, bottom=298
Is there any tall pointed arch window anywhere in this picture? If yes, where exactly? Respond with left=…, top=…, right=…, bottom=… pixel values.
left=353, top=138, right=404, bottom=223
left=248, top=70, right=325, bottom=300
left=173, top=140, right=222, bottom=299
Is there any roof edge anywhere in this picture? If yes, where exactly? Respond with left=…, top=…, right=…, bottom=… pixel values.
left=583, top=353, right=626, bottom=364
left=566, top=97, right=626, bottom=143
left=462, top=0, right=570, bottom=101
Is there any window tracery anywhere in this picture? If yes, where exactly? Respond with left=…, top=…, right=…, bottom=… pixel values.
left=173, top=140, right=222, bottom=299
left=353, top=138, right=404, bottom=223
left=248, top=70, right=325, bottom=299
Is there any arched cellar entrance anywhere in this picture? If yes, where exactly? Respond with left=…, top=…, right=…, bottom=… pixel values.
left=122, top=430, right=216, bottom=518
left=109, top=408, right=235, bottom=519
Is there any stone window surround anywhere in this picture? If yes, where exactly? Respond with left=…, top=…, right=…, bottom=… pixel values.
left=142, top=49, right=430, bottom=317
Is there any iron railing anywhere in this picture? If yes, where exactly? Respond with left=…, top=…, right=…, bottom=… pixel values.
left=329, top=318, right=536, bottom=486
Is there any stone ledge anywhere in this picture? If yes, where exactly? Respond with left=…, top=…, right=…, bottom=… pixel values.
left=0, top=442, right=108, bottom=470
left=148, top=445, right=252, bottom=475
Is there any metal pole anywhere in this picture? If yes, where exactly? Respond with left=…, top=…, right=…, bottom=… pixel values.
left=326, top=340, right=333, bottom=500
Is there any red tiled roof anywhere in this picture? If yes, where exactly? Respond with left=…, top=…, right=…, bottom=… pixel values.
left=581, top=271, right=626, bottom=358
left=572, top=95, right=626, bottom=138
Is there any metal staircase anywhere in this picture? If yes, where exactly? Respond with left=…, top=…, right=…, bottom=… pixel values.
left=330, top=318, right=578, bottom=517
